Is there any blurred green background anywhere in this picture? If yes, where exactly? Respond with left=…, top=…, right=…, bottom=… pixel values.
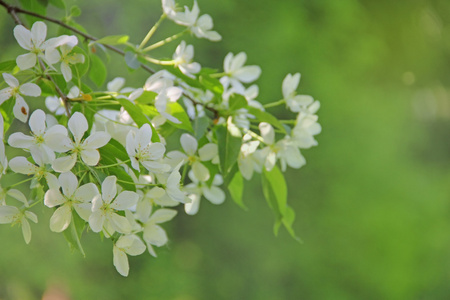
left=1, top=0, right=450, bottom=299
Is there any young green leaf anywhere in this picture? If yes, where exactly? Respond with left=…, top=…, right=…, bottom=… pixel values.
left=0, top=60, right=16, bottom=73
left=229, top=94, right=248, bottom=111
left=92, top=35, right=130, bottom=46
left=117, top=98, right=160, bottom=142
left=247, top=107, right=286, bottom=134
left=62, top=212, right=86, bottom=257
left=89, top=54, right=107, bottom=87
left=167, top=102, right=193, bottom=132
left=215, top=119, right=242, bottom=176
left=228, top=172, right=247, bottom=210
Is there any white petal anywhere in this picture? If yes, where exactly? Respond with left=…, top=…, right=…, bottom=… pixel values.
left=89, top=210, right=104, bottom=232
left=198, top=143, right=218, bottom=161
left=68, top=112, right=88, bottom=143
left=74, top=183, right=99, bottom=203
left=0, top=87, right=13, bottom=105
left=0, top=205, right=19, bottom=223
left=25, top=211, right=38, bottom=223
left=29, top=109, right=46, bottom=135
left=136, top=124, right=152, bottom=148
left=80, top=149, right=100, bottom=166
left=49, top=204, right=72, bottom=232
left=234, top=66, right=261, bottom=83
left=31, top=21, right=47, bottom=47
left=9, top=156, right=36, bottom=174
left=58, top=171, right=78, bottom=197
left=83, top=132, right=111, bottom=149
left=259, top=122, right=275, bottom=145
left=110, top=213, right=131, bottom=234
left=3, top=73, right=19, bottom=88
left=202, top=186, right=225, bottom=204
left=45, top=48, right=61, bottom=65
left=184, top=194, right=200, bottom=215
left=20, top=83, right=41, bottom=97
left=149, top=209, right=177, bottom=224
left=16, top=53, right=37, bottom=70
left=45, top=133, right=72, bottom=152
left=13, top=95, right=29, bottom=123
left=113, top=246, right=129, bottom=277
left=107, top=77, right=125, bottom=92
left=143, top=224, right=168, bottom=247
left=8, top=132, right=34, bottom=149
left=7, top=189, right=29, bottom=206
left=44, top=189, right=65, bottom=207
left=52, top=153, right=77, bottom=172
left=13, top=25, right=32, bottom=50
left=192, top=161, right=209, bottom=182
left=147, top=143, right=165, bottom=160
left=61, top=62, right=72, bottom=82
left=101, top=176, right=117, bottom=203
left=111, top=191, right=139, bottom=211
left=180, top=133, right=198, bottom=156
left=21, top=218, right=32, bottom=244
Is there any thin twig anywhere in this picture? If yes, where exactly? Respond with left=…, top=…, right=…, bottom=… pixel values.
left=0, top=0, right=219, bottom=115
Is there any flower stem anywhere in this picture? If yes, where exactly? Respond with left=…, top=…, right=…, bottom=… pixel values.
left=138, top=14, right=166, bottom=50
left=263, top=99, right=285, bottom=109
left=7, top=177, right=33, bottom=189
left=142, top=30, right=188, bottom=52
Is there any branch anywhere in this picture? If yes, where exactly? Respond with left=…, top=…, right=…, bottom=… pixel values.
left=0, top=0, right=219, bottom=116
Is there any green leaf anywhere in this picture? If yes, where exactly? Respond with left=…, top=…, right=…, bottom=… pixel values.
left=89, top=54, right=107, bottom=87
left=193, top=116, right=210, bottom=140
left=215, top=120, right=242, bottom=176
left=92, top=35, right=129, bottom=46
left=49, top=0, right=65, bottom=9
left=19, top=0, right=47, bottom=22
left=71, top=46, right=89, bottom=77
left=282, top=206, right=302, bottom=242
left=229, top=94, right=248, bottom=111
left=0, top=60, right=17, bottom=73
left=199, top=74, right=223, bottom=95
left=247, top=107, right=287, bottom=134
left=70, top=5, right=81, bottom=17
left=262, top=165, right=301, bottom=239
left=62, top=212, right=86, bottom=257
left=167, top=102, right=193, bottom=132
left=134, top=91, right=157, bottom=105
left=228, top=172, right=247, bottom=210
left=117, top=99, right=160, bottom=142
left=125, top=51, right=140, bottom=69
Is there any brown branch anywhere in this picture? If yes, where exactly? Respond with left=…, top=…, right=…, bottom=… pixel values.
left=0, top=0, right=219, bottom=116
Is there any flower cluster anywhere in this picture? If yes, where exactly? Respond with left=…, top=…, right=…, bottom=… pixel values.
left=0, top=0, right=321, bottom=276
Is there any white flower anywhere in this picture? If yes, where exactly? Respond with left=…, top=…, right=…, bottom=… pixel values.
left=173, top=41, right=201, bottom=78
left=113, top=234, right=146, bottom=277
left=184, top=171, right=225, bottom=215
left=8, top=109, right=67, bottom=162
left=126, top=124, right=170, bottom=173
left=0, top=73, right=41, bottom=122
left=140, top=207, right=177, bottom=256
left=44, top=172, right=99, bottom=232
left=162, top=0, right=180, bottom=21
left=257, top=122, right=306, bottom=172
left=154, top=87, right=183, bottom=124
left=14, top=21, right=52, bottom=70
left=0, top=189, right=38, bottom=244
left=48, top=112, right=111, bottom=172
left=292, top=112, right=322, bottom=149
left=174, top=1, right=221, bottom=41
left=59, top=42, right=85, bottom=82
left=45, top=86, right=79, bottom=115
left=162, top=162, right=187, bottom=203
left=282, top=73, right=316, bottom=113
left=167, top=133, right=218, bottom=182
left=89, top=176, right=139, bottom=236
left=220, top=52, right=261, bottom=92
left=0, top=114, right=7, bottom=178
left=0, top=206, right=38, bottom=244
left=9, top=146, right=54, bottom=183
left=238, top=140, right=261, bottom=180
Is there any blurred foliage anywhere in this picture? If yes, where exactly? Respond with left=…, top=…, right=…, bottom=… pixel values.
left=1, top=0, right=450, bottom=299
